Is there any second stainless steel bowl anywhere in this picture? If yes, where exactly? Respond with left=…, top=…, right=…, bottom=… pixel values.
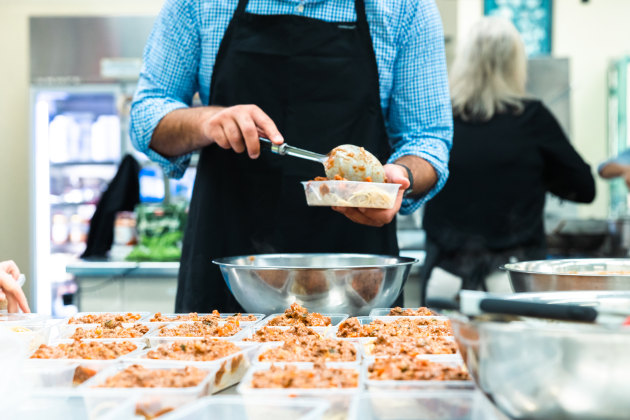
left=213, top=253, right=417, bottom=316
left=504, top=258, right=630, bottom=292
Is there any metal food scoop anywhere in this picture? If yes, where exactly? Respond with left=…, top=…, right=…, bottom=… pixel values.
left=259, top=137, right=385, bottom=182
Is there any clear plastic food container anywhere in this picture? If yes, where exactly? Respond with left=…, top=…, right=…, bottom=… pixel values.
left=238, top=363, right=363, bottom=420
left=160, top=395, right=330, bottom=420
left=302, top=180, right=400, bottom=209
left=146, top=313, right=266, bottom=327
left=0, top=320, right=53, bottom=352
left=362, top=336, right=461, bottom=361
left=27, top=339, right=147, bottom=390
left=80, top=361, right=217, bottom=419
left=261, top=313, right=348, bottom=328
left=253, top=340, right=362, bottom=365
left=65, top=311, right=151, bottom=325
left=123, top=341, right=259, bottom=393
left=6, top=394, right=138, bottom=420
left=369, top=307, right=440, bottom=317
left=348, top=390, right=505, bottom=420
left=57, top=322, right=155, bottom=342
left=243, top=325, right=331, bottom=342
left=364, top=358, right=474, bottom=391
left=145, top=322, right=253, bottom=348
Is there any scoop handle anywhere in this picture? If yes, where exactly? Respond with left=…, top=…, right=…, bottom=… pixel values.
left=259, top=137, right=326, bottom=163
left=478, top=298, right=598, bottom=322
left=259, top=137, right=286, bottom=155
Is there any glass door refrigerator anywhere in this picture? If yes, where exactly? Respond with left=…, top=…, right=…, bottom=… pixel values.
left=29, top=16, right=156, bottom=316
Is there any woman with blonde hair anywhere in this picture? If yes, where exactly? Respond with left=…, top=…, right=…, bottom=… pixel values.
left=420, top=17, right=595, bottom=304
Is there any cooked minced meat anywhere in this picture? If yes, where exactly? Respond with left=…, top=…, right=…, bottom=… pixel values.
left=146, top=339, right=241, bottom=361
left=258, top=337, right=357, bottom=362
left=244, top=325, right=321, bottom=342
left=97, top=364, right=207, bottom=388
left=368, top=357, right=469, bottom=381
left=71, top=321, right=149, bottom=339
left=149, top=311, right=256, bottom=323
left=388, top=307, right=436, bottom=316
left=251, top=364, right=358, bottom=388
left=337, top=317, right=452, bottom=338
left=31, top=340, right=138, bottom=360
left=157, top=320, right=240, bottom=337
left=267, top=303, right=331, bottom=327
left=366, top=335, right=458, bottom=357
left=68, top=313, right=142, bottom=324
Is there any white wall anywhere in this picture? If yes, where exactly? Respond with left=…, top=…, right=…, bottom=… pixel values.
left=0, top=0, right=163, bottom=303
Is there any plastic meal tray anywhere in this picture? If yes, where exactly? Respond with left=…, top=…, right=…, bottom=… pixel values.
left=146, top=313, right=266, bottom=327
left=364, top=358, right=474, bottom=391
left=159, top=395, right=330, bottom=420
left=369, top=307, right=440, bottom=317
left=64, top=311, right=151, bottom=324
left=0, top=320, right=54, bottom=352
left=58, top=322, right=156, bottom=341
left=253, top=340, right=363, bottom=366
left=302, top=180, right=399, bottom=209
left=145, top=322, right=253, bottom=348
left=122, top=341, right=259, bottom=393
left=26, top=339, right=147, bottom=392
left=237, top=363, right=363, bottom=420
left=261, top=313, right=349, bottom=327
left=362, top=336, right=461, bottom=360
left=243, top=325, right=331, bottom=342
left=80, top=361, right=217, bottom=419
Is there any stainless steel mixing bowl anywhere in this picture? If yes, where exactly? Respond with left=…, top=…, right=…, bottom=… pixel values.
left=449, top=291, right=630, bottom=419
left=213, top=253, right=417, bottom=315
left=504, top=258, right=630, bottom=292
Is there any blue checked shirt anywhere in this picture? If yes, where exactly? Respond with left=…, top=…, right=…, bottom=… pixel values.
left=130, top=0, right=453, bottom=214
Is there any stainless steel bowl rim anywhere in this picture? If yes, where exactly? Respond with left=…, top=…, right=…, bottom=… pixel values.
left=503, top=258, right=630, bottom=276
left=213, top=253, right=419, bottom=269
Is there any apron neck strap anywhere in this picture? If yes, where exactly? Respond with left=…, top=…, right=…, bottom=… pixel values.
left=235, top=0, right=249, bottom=16
left=354, top=0, right=368, bottom=26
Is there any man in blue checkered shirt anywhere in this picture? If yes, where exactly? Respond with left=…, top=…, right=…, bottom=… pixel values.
left=130, top=0, right=453, bottom=312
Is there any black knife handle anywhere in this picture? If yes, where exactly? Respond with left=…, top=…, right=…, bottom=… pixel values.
left=479, top=299, right=598, bottom=322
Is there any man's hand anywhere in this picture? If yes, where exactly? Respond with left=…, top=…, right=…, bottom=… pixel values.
left=0, top=260, right=29, bottom=313
left=203, top=105, right=284, bottom=159
left=332, top=164, right=410, bottom=227
left=150, top=104, right=283, bottom=159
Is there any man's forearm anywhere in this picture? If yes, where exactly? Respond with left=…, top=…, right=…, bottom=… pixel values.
left=395, top=155, right=438, bottom=196
left=150, top=106, right=223, bottom=157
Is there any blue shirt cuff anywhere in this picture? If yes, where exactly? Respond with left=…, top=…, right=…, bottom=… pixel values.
left=388, top=142, right=450, bottom=215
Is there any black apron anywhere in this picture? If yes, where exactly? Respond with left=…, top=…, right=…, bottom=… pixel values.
left=176, top=0, right=399, bottom=312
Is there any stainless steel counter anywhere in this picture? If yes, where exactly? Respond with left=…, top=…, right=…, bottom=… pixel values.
left=66, top=260, right=179, bottom=277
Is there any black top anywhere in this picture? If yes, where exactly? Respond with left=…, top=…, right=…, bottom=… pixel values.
left=423, top=99, right=595, bottom=253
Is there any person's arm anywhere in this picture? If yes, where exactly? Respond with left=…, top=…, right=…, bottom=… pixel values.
left=537, top=104, right=595, bottom=203
left=598, top=149, right=630, bottom=189
left=333, top=1, right=452, bottom=226
left=130, top=0, right=283, bottom=178
left=0, top=260, right=30, bottom=313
